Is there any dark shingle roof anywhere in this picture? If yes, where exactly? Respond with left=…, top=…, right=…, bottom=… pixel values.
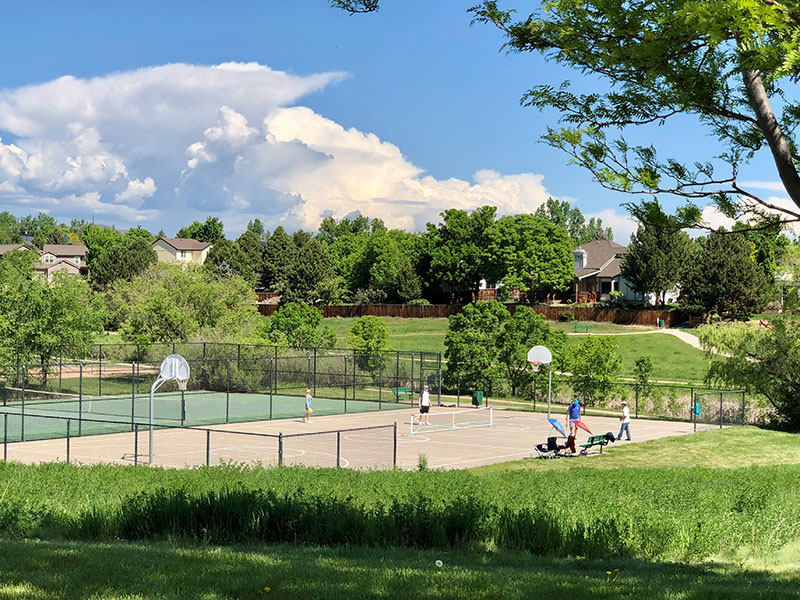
left=574, top=240, right=627, bottom=269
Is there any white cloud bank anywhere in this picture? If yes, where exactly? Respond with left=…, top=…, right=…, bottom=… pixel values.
left=0, top=61, right=616, bottom=235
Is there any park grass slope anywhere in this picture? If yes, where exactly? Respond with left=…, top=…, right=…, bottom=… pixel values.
left=0, top=428, right=799, bottom=563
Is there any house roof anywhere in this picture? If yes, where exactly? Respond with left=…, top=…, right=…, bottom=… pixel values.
left=574, top=239, right=627, bottom=280
left=154, top=237, right=212, bottom=251
left=0, top=244, right=29, bottom=255
left=573, top=240, right=627, bottom=269
left=43, top=244, right=87, bottom=256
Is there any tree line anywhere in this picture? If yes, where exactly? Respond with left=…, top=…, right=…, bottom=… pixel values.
left=0, top=202, right=615, bottom=303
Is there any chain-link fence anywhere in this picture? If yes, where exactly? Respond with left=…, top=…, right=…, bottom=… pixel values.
left=0, top=351, right=442, bottom=427
left=0, top=410, right=396, bottom=470
left=447, top=373, right=752, bottom=425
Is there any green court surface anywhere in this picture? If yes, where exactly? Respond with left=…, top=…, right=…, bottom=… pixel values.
left=0, top=391, right=411, bottom=443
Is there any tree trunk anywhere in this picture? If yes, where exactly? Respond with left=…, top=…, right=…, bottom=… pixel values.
left=742, top=69, right=800, bottom=210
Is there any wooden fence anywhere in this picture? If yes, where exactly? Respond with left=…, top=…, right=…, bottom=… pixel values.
left=256, top=303, right=688, bottom=325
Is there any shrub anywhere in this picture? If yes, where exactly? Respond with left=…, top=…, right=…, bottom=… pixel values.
left=406, top=298, right=431, bottom=306
left=558, top=311, right=576, bottom=322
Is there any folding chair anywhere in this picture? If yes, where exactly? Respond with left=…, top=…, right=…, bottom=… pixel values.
left=534, top=436, right=560, bottom=459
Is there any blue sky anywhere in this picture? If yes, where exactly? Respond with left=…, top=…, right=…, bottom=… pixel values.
left=0, top=1, right=788, bottom=240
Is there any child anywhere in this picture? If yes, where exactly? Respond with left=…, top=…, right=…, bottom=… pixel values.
left=304, top=388, right=313, bottom=423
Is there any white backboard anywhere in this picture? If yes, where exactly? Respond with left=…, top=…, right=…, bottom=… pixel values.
left=527, top=345, right=552, bottom=365
left=159, top=354, right=190, bottom=381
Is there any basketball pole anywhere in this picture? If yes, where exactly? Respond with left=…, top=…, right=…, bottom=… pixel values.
left=547, top=362, right=552, bottom=420
left=149, top=377, right=165, bottom=464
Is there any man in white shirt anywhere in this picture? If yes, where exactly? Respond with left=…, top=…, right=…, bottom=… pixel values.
left=417, top=385, right=431, bottom=425
left=617, top=400, right=632, bottom=441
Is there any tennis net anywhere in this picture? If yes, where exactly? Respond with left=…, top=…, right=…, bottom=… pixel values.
left=409, top=406, right=493, bottom=436
left=0, top=386, right=186, bottom=423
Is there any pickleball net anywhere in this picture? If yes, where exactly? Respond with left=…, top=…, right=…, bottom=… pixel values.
left=409, top=406, right=493, bottom=436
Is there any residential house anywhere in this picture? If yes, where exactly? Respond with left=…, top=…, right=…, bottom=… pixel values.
left=39, top=244, right=89, bottom=281
left=572, top=239, right=642, bottom=303
left=0, top=243, right=28, bottom=256
left=0, top=243, right=88, bottom=282
left=152, top=237, right=212, bottom=265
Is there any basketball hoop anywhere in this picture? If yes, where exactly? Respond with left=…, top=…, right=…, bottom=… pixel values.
left=529, top=361, right=542, bottom=373
left=176, top=378, right=188, bottom=391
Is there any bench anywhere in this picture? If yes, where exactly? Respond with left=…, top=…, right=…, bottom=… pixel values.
left=573, top=324, right=590, bottom=333
left=391, top=386, right=413, bottom=402
left=579, top=433, right=615, bottom=454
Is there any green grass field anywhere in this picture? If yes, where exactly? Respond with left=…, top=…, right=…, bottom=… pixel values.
left=565, top=332, right=709, bottom=383
left=2, top=427, right=800, bottom=598
left=2, top=538, right=799, bottom=600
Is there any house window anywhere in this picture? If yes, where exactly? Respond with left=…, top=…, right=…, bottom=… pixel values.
left=74, top=257, right=81, bottom=264
left=180, top=251, right=187, bottom=259
left=43, top=255, right=54, bottom=264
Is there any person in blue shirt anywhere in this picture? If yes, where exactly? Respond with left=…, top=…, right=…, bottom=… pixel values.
left=304, top=388, right=313, bottom=423
left=566, top=398, right=581, bottom=437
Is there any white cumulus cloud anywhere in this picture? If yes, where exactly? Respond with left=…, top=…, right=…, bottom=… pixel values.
left=0, top=61, right=603, bottom=236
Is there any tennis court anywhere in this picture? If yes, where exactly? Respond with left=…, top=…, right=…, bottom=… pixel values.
left=0, top=388, right=410, bottom=442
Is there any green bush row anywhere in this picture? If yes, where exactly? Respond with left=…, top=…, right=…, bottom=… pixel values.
left=0, top=462, right=798, bottom=561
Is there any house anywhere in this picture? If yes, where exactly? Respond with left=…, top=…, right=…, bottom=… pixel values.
left=152, top=237, right=212, bottom=265
left=0, top=243, right=28, bottom=256
left=0, top=243, right=89, bottom=281
left=39, top=244, right=89, bottom=281
left=572, top=239, right=642, bottom=303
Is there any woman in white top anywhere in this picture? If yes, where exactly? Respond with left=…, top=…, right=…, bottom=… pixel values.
left=617, top=400, right=632, bottom=441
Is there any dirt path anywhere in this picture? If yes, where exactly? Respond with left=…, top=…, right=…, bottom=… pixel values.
left=568, top=328, right=703, bottom=349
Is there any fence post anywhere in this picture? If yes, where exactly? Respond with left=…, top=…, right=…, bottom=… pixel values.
left=313, top=348, right=318, bottom=397
left=693, top=392, right=697, bottom=433
left=225, top=359, right=230, bottom=424
left=343, top=356, right=348, bottom=403
left=3, top=413, right=7, bottom=462
left=410, top=351, right=415, bottom=393
left=98, top=345, right=103, bottom=397
left=269, top=357, right=274, bottom=420
left=203, top=342, right=206, bottom=362
left=278, top=433, right=283, bottom=466
left=21, top=365, right=26, bottom=442
left=59, top=349, right=63, bottom=393
left=457, top=374, right=460, bottom=407
left=131, top=362, right=136, bottom=431
left=66, top=419, right=71, bottom=464
left=437, top=353, right=442, bottom=407
left=79, top=362, right=83, bottom=436
left=741, top=391, right=746, bottom=425
left=134, top=424, right=139, bottom=466
left=352, top=350, right=357, bottom=401
left=396, top=352, right=400, bottom=397
left=336, top=431, right=341, bottom=468
left=690, top=387, right=694, bottom=421
left=719, top=392, right=723, bottom=429
left=393, top=421, right=397, bottom=468
left=635, top=384, right=639, bottom=419
left=237, top=344, right=241, bottom=369
left=378, top=355, right=383, bottom=409
left=206, top=429, right=211, bottom=466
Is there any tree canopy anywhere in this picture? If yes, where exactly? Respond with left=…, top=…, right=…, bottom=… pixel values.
left=621, top=219, right=692, bottom=306
left=336, top=0, right=800, bottom=229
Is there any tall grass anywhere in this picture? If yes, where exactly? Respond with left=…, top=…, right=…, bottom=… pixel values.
left=0, top=461, right=798, bottom=561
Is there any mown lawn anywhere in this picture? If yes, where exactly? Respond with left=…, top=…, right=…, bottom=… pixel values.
left=473, top=426, right=800, bottom=473
left=566, top=332, right=709, bottom=383
left=1, top=538, right=799, bottom=600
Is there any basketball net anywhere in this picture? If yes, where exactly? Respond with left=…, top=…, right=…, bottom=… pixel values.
left=176, top=378, right=188, bottom=391
left=529, top=361, right=541, bottom=373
